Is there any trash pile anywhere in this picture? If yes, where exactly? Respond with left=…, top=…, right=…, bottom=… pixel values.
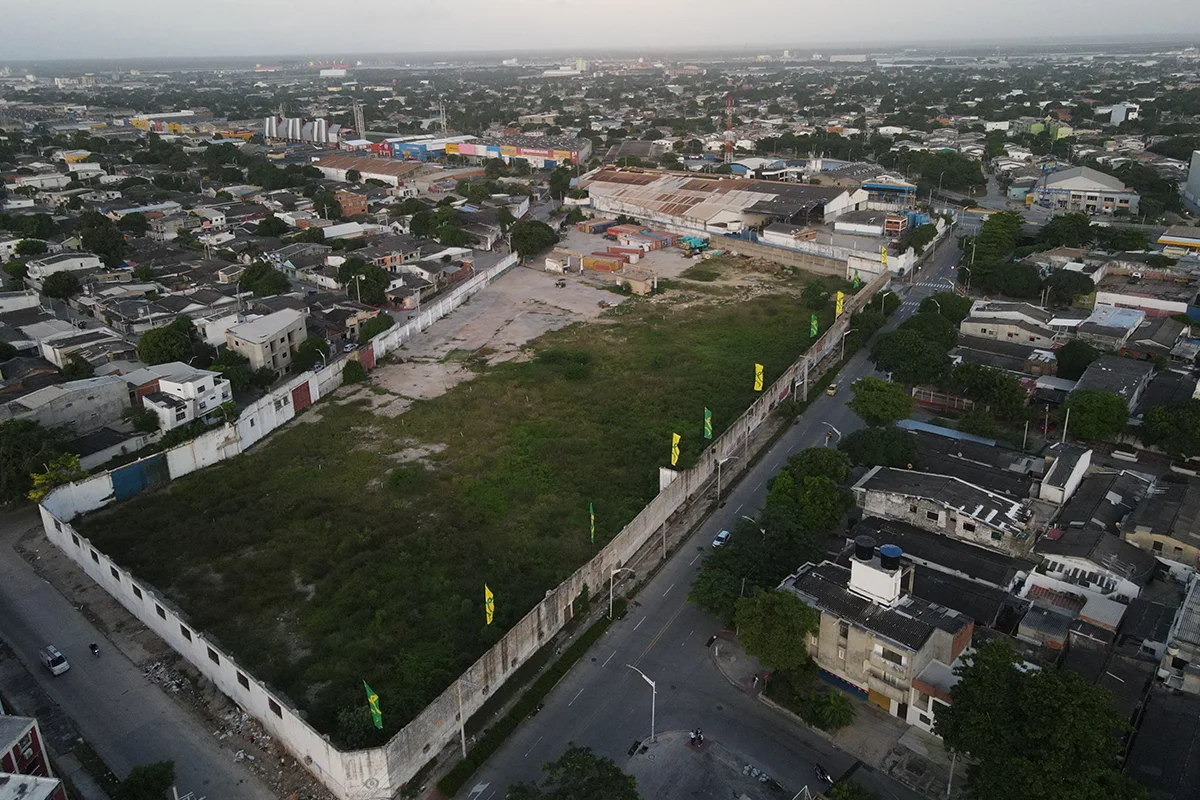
left=213, top=710, right=334, bottom=800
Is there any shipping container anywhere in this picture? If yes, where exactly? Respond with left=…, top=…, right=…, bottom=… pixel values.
left=583, top=255, right=624, bottom=272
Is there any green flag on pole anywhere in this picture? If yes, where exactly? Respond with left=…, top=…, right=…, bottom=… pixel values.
left=852, top=270, right=862, bottom=289
left=810, top=314, right=819, bottom=337
left=364, top=680, right=382, bottom=729
left=704, top=408, right=712, bottom=440
left=589, top=502, right=595, bottom=544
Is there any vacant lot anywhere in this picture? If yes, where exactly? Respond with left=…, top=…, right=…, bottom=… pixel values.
left=78, top=262, right=856, bottom=747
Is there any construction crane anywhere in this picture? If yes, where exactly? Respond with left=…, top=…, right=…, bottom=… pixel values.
left=352, top=99, right=366, bottom=138
left=724, top=92, right=735, bottom=165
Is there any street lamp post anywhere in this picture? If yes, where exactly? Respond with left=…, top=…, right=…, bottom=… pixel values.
left=609, top=566, right=633, bottom=619
left=839, top=328, right=857, bottom=361
left=716, top=455, right=738, bottom=504
left=740, top=515, right=767, bottom=539
left=626, top=664, right=657, bottom=743
left=960, top=265, right=971, bottom=293
left=822, top=422, right=842, bottom=446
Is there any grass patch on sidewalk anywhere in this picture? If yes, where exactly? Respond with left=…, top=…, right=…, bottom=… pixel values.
left=77, top=282, right=857, bottom=747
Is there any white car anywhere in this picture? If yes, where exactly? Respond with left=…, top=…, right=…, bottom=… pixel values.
left=39, top=645, right=69, bottom=676
left=712, top=530, right=730, bottom=548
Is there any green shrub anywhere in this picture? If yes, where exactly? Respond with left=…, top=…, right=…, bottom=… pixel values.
left=343, top=360, right=368, bottom=384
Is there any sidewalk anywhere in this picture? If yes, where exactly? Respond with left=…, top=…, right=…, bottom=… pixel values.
left=710, top=635, right=965, bottom=799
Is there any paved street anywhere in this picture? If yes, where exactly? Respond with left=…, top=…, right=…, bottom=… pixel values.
left=460, top=243, right=962, bottom=800
left=0, top=508, right=276, bottom=800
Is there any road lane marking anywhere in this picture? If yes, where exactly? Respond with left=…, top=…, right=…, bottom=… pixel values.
left=524, top=736, right=543, bottom=757
left=689, top=553, right=702, bottom=565
left=634, top=617, right=646, bottom=631
left=603, top=651, right=616, bottom=667
left=569, top=687, right=585, bottom=706
left=663, top=582, right=675, bottom=597
left=638, top=603, right=688, bottom=661
left=754, top=481, right=762, bottom=489
left=735, top=504, right=743, bottom=514
left=682, top=629, right=693, bottom=646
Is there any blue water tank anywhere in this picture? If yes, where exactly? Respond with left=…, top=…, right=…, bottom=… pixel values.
left=879, top=544, right=903, bottom=571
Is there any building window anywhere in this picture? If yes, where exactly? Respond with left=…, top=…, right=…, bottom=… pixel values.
left=71, top=534, right=79, bottom=547
left=156, top=604, right=166, bottom=619
left=180, top=625, right=192, bottom=641
left=926, top=511, right=939, bottom=522
left=838, top=621, right=850, bottom=639
left=110, top=566, right=120, bottom=581
left=237, top=671, right=250, bottom=690
left=962, top=522, right=976, bottom=533
left=207, top=647, right=220, bottom=665
left=268, top=699, right=282, bottom=718
left=1152, top=541, right=1163, bottom=552
left=991, top=531, right=1003, bottom=541
left=90, top=550, right=99, bottom=564
left=908, top=504, right=918, bottom=514
left=919, top=713, right=931, bottom=725
left=1173, top=656, right=1189, bottom=670
left=881, top=647, right=904, bottom=666
left=837, top=646, right=846, bottom=660
left=55, top=520, right=63, bottom=532
left=132, top=585, right=143, bottom=600
left=809, top=634, right=818, bottom=646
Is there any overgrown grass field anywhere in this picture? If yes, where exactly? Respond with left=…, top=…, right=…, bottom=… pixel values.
left=78, top=280, right=850, bottom=745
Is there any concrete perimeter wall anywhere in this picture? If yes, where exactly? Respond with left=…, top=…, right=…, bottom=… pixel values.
left=36, top=255, right=884, bottom=799
left=722, top=237, right=849, bottom=278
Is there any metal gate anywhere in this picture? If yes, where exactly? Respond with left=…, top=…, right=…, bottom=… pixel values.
left=111, top=454, right=169, bottom=501
left=360, top=345, right=376, bottom=370
left=291, top=381, right=312, bottom=412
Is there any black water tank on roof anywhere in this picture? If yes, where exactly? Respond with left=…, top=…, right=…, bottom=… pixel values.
left=879, top=544, right=903, bottom=571
left=854, top=535, right=876, bottom=562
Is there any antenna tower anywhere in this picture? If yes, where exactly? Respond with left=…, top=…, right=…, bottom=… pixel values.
left=439, top=98, right=447, bottom=134
left=724, top=93, right=734, bottom=164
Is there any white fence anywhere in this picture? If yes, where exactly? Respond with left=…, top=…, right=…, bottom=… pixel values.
left=37, top=255, right=883, bottom=799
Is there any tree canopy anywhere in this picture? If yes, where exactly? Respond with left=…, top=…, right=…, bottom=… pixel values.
left=1060, top=389, right=1128, bottom=442
left=81, top=217, right=127, bottom=267
left=935, top=640, right=1152, bottom=800
left=870, top=329, right=951, bottom=385
left=137, top=317, right=208, bottom=366
left=41, top=270, right=82, bottom=300
left=358, top=313, right=396, bottom=345
left=239, top=262, right=291, bottom=297
left=507, top=744, right=640, bottom=800
left=918, top=291, right=972, bottom=323
left=838, top=426, right=920, bottom=469
left=848, top=377, right=915, bottom=426
left=0, top=420, right=69, bottom=505
left=735, top=589, right=820, bottom=671
left=1144, top=399, right=1200, bottom=459
left=510, top=220, right=560, bottom=260
left=1054, top=339, right=1101, bottom=380
left=114, top=761, right=176, bottom=800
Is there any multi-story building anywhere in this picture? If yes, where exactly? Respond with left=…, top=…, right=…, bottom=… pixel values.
left=24, top=252, right=103, bottom=282
left=1033, top=166, right=1140, bottom=215
left=780, top=537, right=973, bottom=726
left=851, top=466, right=1035, bottom=556
left=225, top=308, right=308, bottom=376
left=1122, top=477, right=1200, bottom=571
left=0, top=716, right=65, bottom=800
left=133, top=364, right=232, bottom=431
left=0, top=375, right=128, bottom=433
left=1159, top=574, right=1200, bottom=692
left=335, top=190, right=368, bottom=218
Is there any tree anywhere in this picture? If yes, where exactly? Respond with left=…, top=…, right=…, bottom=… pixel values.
left=346, top=168, right=361, bottom=183
left=1037, top=212, right=1094, bottom=248
left=41, top=271, right=82, bottom=300
left=292, top=337, right=330, bottom=371
left=28, top=453, right=88, bottom=502
left=785, top=447, right=851, bottom=486
left=256, top=214, right=291, bottom=237
left=0, top=420, right=68, bottom=504
left=3, top=261, right=27, bottom=283
left=548, top=166, right=573, bottom=200
left=0, top=341, right=14, bottom=362
left=918, top=291, right=972, bottom=323
left=114, top=761, right=176, bottom=800
left=342, top=360, right=368, bottom=384
left=506, top=744, right=640, bottom=800
left=1055, top=339, right=1101, bottom=380
left=436, top=225, right=474, bottom=247
left=81, top=221, right=126, bottom=267
left=838, top=426, right=920, bottom=468
left=849, top=377, right=915, bottom=426
left=296, top=227, right=326, bottom=244
left=734, top=590, right=819, bottom=671
left=137, top=317, right=202, bottom=365
left=898, top=312, right=957, bottom=350
left=1060, top=390, right=1128, bottom=442
left=15, top=238, right=47, bottom=257
left=1144, top=399, right=1200, bottom=458
left=358, top=314, right=396, bottom=345
left=1043, top=270, right=1095, bottom=308
left=950, top=363, right=1028, bottom=421
left=239, top=262, right=291, bottom=296
left=935, top=640, right=1150, bottom=800
left=897, top=223, right=938, bottom=255
left=795, top=475, right=853, bottom=534
left=122, top=405, right=160, bottom=434
left=828, top=781, right=878, bottom=800
left=62, top=354, right=95, bottom=379
left=409, top=210, right=437, bottom=238
left=510, top=220, right=560, bottom=260
left=497, top=206, right=516, bottom=234
left=870, top=329, right=951, bottom=385
left=117, top=212, right=149, bottom=236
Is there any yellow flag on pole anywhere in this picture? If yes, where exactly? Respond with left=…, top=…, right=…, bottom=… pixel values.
left=671, top=433, right=681, bottom=466
left=484, top=584, right=494, bottom=625
left=754, top=363, right=764, bottom=392
left=880, top=245, right=888, bottom=266
left=835, top=291, right=845, bottom=316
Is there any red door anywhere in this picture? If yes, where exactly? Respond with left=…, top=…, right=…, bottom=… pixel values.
left=360, top=345, right=376, bottom=370
left=292, top=382, right=312, bottom=412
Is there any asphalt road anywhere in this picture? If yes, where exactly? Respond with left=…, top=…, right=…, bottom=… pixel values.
left=460, top=243, right=963, bottom=800
left=0, top=508, right=276, bottom=800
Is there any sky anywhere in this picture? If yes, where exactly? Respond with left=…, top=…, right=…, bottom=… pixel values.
left=1, top=0, right=1199, bottom=61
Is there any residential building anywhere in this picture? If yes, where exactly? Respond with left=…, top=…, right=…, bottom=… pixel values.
left=225, top=308, right=307, bottom=375
left=852, top=465, right=1035, bottom=555
left=1072, top=355, right=1154, bottom=410
left=335, top=189, right=368, bottom=218
left=959, top=315, right=1058, bottom=348
left=1075, top=305, right=1146, bottom=349
left=0, top=716, right=65, bottom=800
left=1094, top=275, right=1195, bottom=320
left=1056, top=471, right=1148, bottom=535
left=780, top=537, right=973, bottom=725
left=1122, top=478, right=1200, bottom=571
left=1157, top=225, right=1200, bottom=256
left=1035, top=527, right=1156, bottom=604
left=24, top=252, right=103, bottom=282
left=1033, top=166, right=1140, bottom=215
left=39, top=328, right=134, bottom=369
left=126, top=362, right=232, bottom=431
left=1159, top=574, right=1200, bottom=692
left=1037, top=443, right=1092, bottom=505
left=0, top=375, right=128, bottom=433
left=357, top=235, right=421, bottom=272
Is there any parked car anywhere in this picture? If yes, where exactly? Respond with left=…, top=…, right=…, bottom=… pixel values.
left=39, top=645, right=69, bottom=675
left=712, top=530, right=730, bottom=548
left=825, top=382, right=839, bottom=396
left=343, top=343, right=357, bottom=353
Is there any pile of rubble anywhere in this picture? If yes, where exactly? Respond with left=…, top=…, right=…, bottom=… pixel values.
left=213, top=711, right=334, bottom=800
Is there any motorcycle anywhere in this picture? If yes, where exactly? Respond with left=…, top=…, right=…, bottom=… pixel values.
left=814, top=764, right=833, bottom=786
left=88, top=643, right=99, bottom=657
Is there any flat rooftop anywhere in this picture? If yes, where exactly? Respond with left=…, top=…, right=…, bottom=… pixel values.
left=1095, top=274, right=1200, bottom=304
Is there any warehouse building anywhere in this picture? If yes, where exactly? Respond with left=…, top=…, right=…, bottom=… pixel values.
left=578, top=167, right=867, bottom=235
left=447, top=134, right=592, bottom=169
left=1032, top=166, right=1140, bottom=215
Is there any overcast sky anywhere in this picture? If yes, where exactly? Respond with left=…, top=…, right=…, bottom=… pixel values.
left=1, top=0, right=1198, bottom=61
